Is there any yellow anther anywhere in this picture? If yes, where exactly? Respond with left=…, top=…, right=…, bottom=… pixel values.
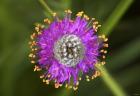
left=34, top=65, right=41, bottom=71
left=104, top=50, right=107, bottom=54
left=54, top=79, right=57, bottom=83
left=73, top=86, right=78, bottom=91
left=96, top=71, right=101, bottom=76
left=102, top=55, right=106, bottom=59
left=55, top=83, right=60, bottom=88
left=97, top=25, right=101, bottom=27
left=98, top=35, right=102, bottom=38
left=30, top=35, right=33, bottom=40
left=59, top=84, right=62, bottom=87
left=40, top=75, right=44, bottom=79
left=34, top=48, right=38, bottom=51
left=29, top=53, right=33, bottom=57
left=34, top=65, right=39, bottom=71
left=52, top=12, right=56, bottom=17
left=34, top=67, right=36, bottom=71
left=43, top=79, right=46, bottom=82
left=30, top=41, right=36, bottom=46
left=101, top=61, right=106, bottom=65
left=30, top=46, right=33, bottom=49
left=79, top=77, right=82, bottom=81
left=28, top=41, right=32, bottom=45
left=67, top=9, right=72, bottom=13
left=100, top=50, right=104, bottom=53
left=68, top=85, right=72, bottom=89
left=104, top=44, right=109, bottom=48
left=37, top=68, right=41, bottom=71
left=95, top=63, right=101, bottom=67
left=86, top=75, right=89, bottom=78
left=64, top=10, right=68, bottom=13
left=93, top=25, right=96, bottom=29
left=86, top=79, right=90, bottom=82
left=91, top=18, right=95, bottom=21
left=44, top=18, right=51, bottom=24
left=65, top=84, right=68, bottom=88
left=76, top=81, right=79, bottom=86
left=84, top=14, right=89, bottom=20
left=31, top=49, right=35, bottom=51
left=35, top=27, right=39, bottom=32
left=37, top=32, right=42, bottom=35
left=31, top=60, right=35, bottom=64
left=46, top=80, right=49, bottom=84
left=35, top=24, right=44, bottom=32
left=91, top=76, right=94, bottom=80
left=32, top=55, right=35, bottom=58
left=93, top=71, right=98, bottom=78
left=76, top=11, right=84, bottom=17
left=47, top=74, right=51, bottom=78
left=93, top=21, right=98, bottom=25
left=101, top=35, right=106, bottom=39
left=104, top=38, right=108, bottom=42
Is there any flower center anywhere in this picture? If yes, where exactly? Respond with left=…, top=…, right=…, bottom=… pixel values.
left=54, top=34, right=85, bottom=67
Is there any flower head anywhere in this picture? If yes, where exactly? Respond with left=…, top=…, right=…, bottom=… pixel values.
left=29, top=10, right=108, bottom=90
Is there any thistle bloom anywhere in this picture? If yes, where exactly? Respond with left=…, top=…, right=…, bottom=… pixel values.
left=29, top=10, right=108, bottom=90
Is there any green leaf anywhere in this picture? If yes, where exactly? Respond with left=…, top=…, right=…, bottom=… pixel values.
left=99, top=0, right=133, bottom=35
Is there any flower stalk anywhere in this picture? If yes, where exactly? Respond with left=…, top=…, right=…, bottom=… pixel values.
left=96, top=64, right=126, bottom=96
left=99, top=0, right=133, bottom=35
left=38, top=0, right=54, bottom=16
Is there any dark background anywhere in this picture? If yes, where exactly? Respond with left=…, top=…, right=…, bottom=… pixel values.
left=0, top=0, right=140, bottom=96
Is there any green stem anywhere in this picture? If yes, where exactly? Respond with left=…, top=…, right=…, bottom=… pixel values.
left=99, top=0, right=133, bottom=35
left=96, top=65, right=127, bottom=96
left=38, top=0, right=54, bottom=16
left=97, top=0, right=133, bottom=95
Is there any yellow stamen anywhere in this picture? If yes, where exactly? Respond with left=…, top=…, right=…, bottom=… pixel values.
left=102, top=55, right=106, bottom=59
left=55, top=83, right=60, bottom=88
left=91, top=76, right=95, bottom=79
left=104, top=50, right=107, bottom=54
left=65, top=84, right=68, bottom=88
left=84, top=14, right=89, bottom=20
left=29, top=53, right=33, bottom=58
left=44, top=18, right=51, bottom=24
left=52, top=12, right=56, bottom=17
left=76, top=81, right=79, bottom=86
left=31, top=60, right=35, bottom=64
left=47, top=74, right=51, bottom=78
left=86, top=79, right=90, bottom=82
left=46, top=80, right=49, bottom=84
left=101, top=35, right=106, bottom=39
left=104, top=38, right=108, bottom=42
left=100, top=50, right=104, bottom=53
left=79, top=77, right=82, bottom=81
left=40, top=75, right=44, bottom=79
left=73, top=86, right=78, bottom=91
left=43, top=79, right=46, bottom=82
left=101, top=61, right=106, bottom=65
left=67, top=9, right=72, bottom=13
left=76, top=11, right=84, bottom=17
left=104, top=44, right=109, bottom=48
left=68, top=85, right=72, bottom=89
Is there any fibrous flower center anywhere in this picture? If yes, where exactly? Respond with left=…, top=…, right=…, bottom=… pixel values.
left=54, top=34, right=85, bottom=67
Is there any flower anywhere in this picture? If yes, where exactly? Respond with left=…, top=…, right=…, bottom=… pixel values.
left=29, top=10, right=108, bottom=90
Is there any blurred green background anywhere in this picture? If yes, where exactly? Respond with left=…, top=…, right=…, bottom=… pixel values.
left=0, top=0, right=140, bottom=96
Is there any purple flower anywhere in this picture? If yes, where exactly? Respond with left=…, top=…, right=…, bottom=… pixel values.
left=29, top=10, right=108, bottom=90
